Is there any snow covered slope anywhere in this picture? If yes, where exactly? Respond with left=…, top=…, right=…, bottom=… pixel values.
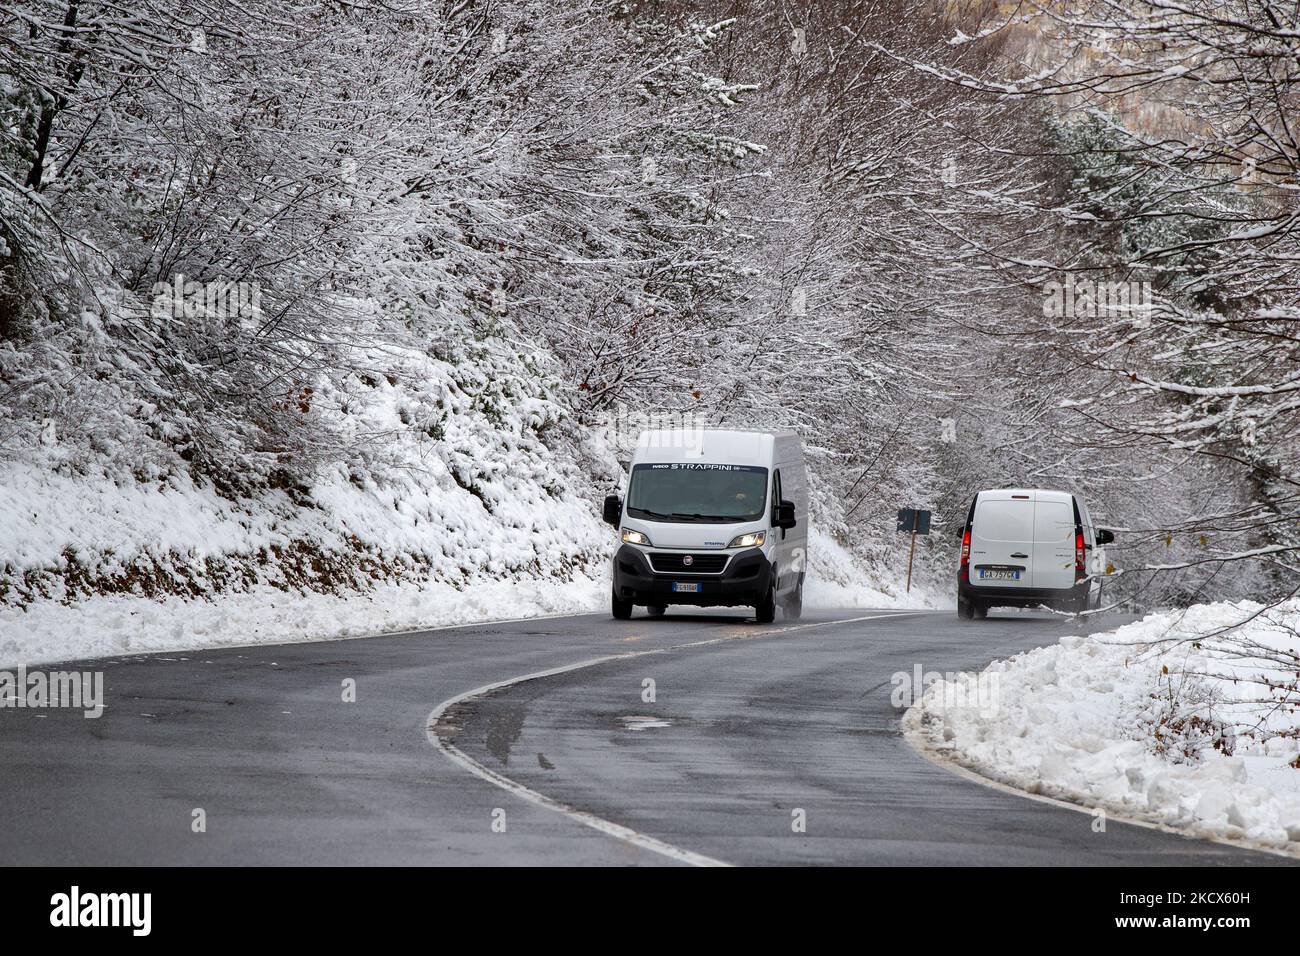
left=0, top=331, right=621, bottom=664
left=0, top=322, right=908, bottom=665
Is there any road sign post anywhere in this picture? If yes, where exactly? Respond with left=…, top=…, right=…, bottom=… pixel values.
left=906, top=510, right=918, bottom=593
left=896, top=507, right=932, bottom=593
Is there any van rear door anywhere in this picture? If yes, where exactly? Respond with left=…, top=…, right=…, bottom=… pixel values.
left=969, top=493, right=1034, bottom=588
left=1032, top=496, right=1077, bottom=590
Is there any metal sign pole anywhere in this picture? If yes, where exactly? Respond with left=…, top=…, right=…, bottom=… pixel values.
left=906, top=509, right=918, bottom=593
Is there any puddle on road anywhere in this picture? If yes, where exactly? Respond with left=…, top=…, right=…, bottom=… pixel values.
left=620, top=715, right=672, bottom=732
left=484, top=704, right=526, bottom=766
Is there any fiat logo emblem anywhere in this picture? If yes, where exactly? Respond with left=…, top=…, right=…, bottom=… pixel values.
left=682, top=555, right=694, bottom=566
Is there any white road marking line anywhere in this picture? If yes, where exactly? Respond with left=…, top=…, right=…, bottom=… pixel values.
left=427, top=653, right=727, bottom=867
left=425, top=610, right=923, bottom=867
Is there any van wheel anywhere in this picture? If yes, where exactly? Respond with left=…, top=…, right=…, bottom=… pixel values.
left=782, top=577, right=804, bottom=621
left=755, top=583, right=777, bottom=624
left=612, top=590, right=633, bottom=620
left=646, top=605, right=666, bottom=617
left=957, top=595, right=974, bottom=620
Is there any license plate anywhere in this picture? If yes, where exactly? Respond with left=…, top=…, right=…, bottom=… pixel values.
left=672, top=582, right=701, bottom=593
left=979, top=569, right=1020, bottom=581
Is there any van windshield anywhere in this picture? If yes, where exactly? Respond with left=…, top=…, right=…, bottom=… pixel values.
left=627, top=463, right=768, bottom=523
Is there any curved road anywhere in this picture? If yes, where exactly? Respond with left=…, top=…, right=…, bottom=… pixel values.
left=0, top=607, right=1289, bottom=866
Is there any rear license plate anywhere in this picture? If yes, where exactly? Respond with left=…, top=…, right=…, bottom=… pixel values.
left=979, top=569, right=1020, bottom=581
left=672, top=582, right=701, bottom=593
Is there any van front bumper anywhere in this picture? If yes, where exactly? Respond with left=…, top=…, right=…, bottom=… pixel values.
left=613, top=545, right=772, bottom=608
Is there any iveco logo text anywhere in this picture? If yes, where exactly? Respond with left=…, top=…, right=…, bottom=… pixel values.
left=50, top=886, right=151, bottom=936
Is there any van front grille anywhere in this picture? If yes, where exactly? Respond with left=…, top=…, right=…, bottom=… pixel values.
left=647, top=552, right=727, bottom=574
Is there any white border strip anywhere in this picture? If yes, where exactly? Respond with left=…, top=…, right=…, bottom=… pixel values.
left=425, top=611, right=921, bottom=867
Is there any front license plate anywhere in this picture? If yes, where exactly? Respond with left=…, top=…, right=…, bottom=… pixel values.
left=672, top=582, right=701, bottom=593
left=979, top=569, right=1020, bottom=581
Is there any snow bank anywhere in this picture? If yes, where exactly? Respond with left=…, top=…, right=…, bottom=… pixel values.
left=0, top=574, right=608, bottom=668
left=0, top=526, right=919, bottom=666
left=805, top=527, right=940, bottom=610
left=906, top=600, right=1300, bottom=854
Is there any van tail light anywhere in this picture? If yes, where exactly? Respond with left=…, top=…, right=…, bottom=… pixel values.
left=1075, top=530, right=1086, bottom=579
left=960, top=527, right=971, bottom=581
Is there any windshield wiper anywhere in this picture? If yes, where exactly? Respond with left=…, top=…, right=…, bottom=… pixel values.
left=627, top=507, right=674, bottom=519
left=629, top=508, right=751, bottom=523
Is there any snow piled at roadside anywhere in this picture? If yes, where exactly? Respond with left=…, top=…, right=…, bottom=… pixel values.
left=0, top=529, right=923, bottom=666
left=906, top=600, right=1300, bottom=854
left=0, top=573, right=607, bottom=668
left=805, top=528, right=940, bottom=610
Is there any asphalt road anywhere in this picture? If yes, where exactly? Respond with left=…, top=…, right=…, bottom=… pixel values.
left=0, top=606, right=1290, bottom=866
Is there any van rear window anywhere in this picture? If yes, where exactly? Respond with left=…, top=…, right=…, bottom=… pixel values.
left=975, top=499, right=1034, bottom=542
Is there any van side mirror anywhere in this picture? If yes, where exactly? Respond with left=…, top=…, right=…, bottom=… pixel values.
left=775, top=500, right=797, bottom=530
left=1096, top=528, right=1115, bottom=545
left=602, top=495, right=622, bottom=527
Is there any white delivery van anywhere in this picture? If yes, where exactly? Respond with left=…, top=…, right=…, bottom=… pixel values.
left=957, top=488, right=1114, bottom=619
left=603, top=429, right=808, bottom=623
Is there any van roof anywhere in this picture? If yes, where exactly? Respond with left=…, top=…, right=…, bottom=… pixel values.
left=979, top=488, right=1074, bottom=502
left=634, top=428, right=798, bottom=466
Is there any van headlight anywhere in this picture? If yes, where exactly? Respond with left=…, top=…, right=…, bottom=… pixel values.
left=621, top=528, right=652, bottom=546
left=728, top=531, right=765, bottom=548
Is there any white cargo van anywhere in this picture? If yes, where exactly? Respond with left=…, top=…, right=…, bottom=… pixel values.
left=957, top=488, right=1114, bottom=618
left=603, top=429, right=808, bottom=623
